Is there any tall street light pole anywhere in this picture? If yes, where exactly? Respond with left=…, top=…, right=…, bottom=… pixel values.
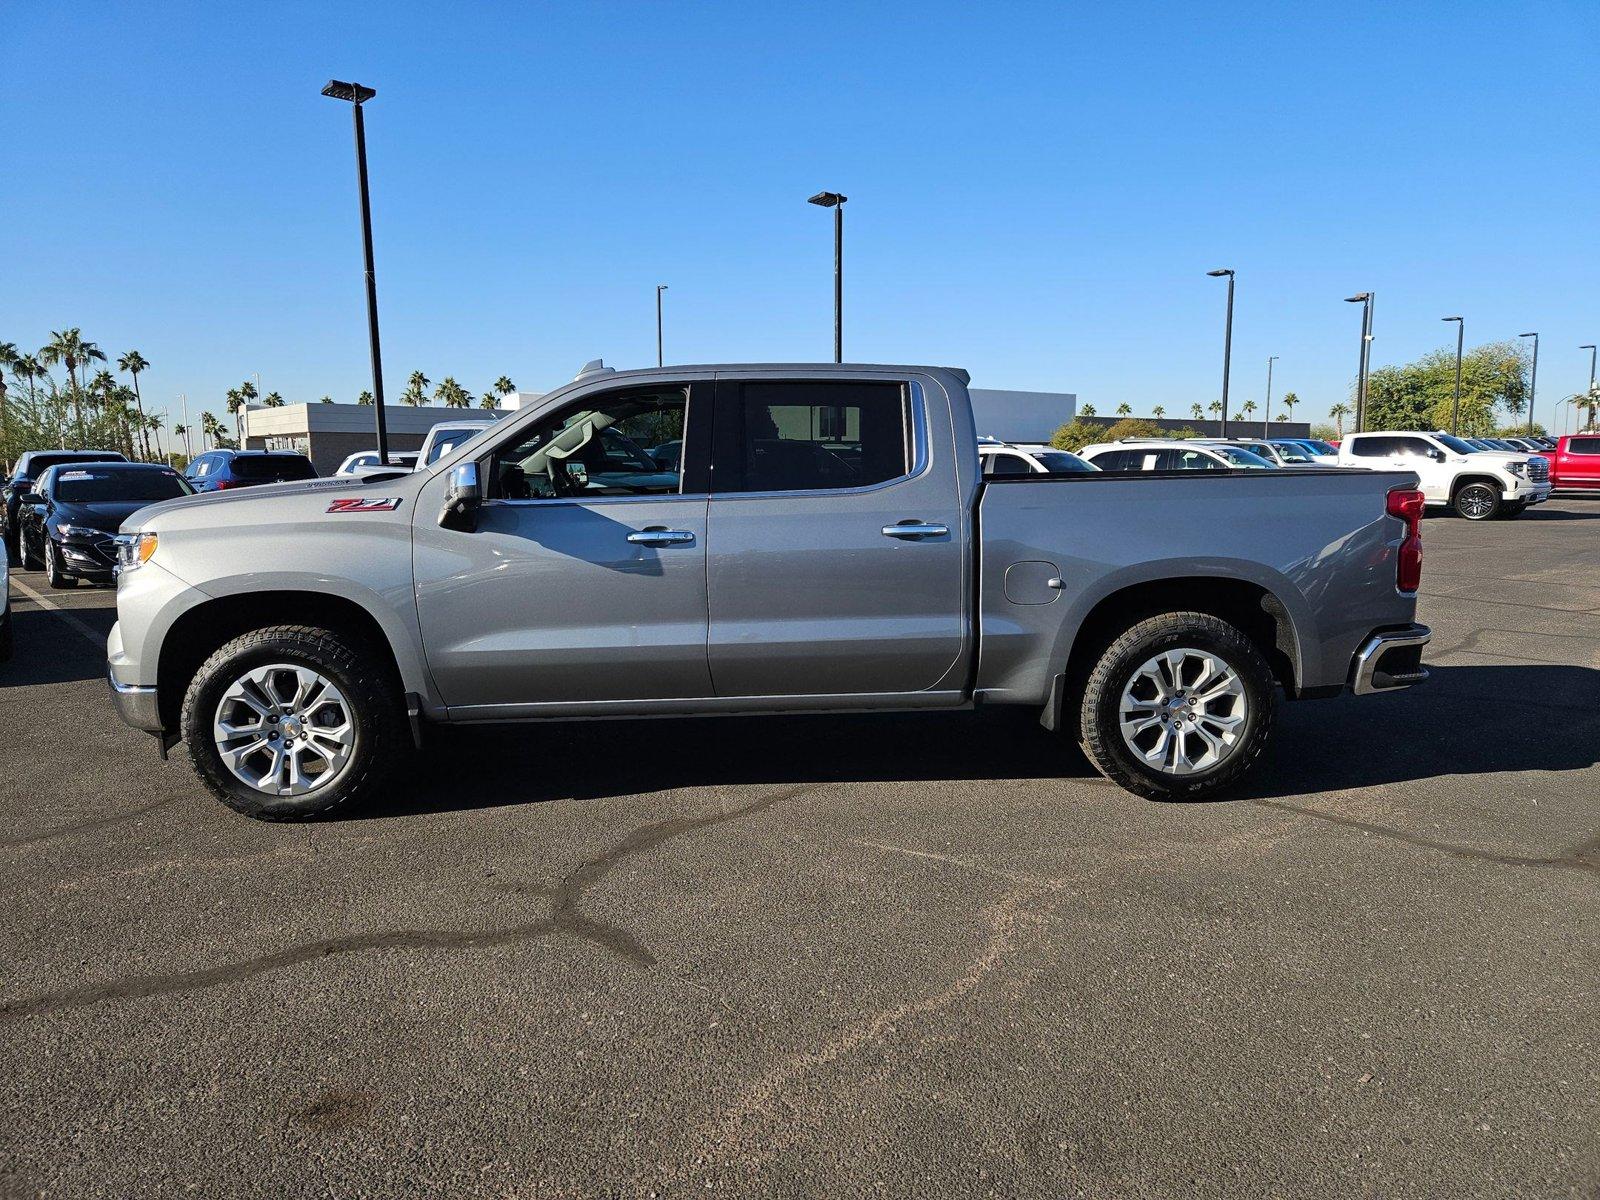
left=1263, top=355, right=1277, bottom=436
left=808, top=191, right=847, bottom=363
left=1344, top=293, right=1373, bottom=433
left=655, top=285, right=668, bottom=368
left=1442, top=316, right=1464, bottom=434
left=1207, top=269, right=1235, bottom=436
left=1583, top=344, right=1598, bottom=431
left=321, top=79, right=390, bottom=465
left=1518, top=332, right=1538, bottom=436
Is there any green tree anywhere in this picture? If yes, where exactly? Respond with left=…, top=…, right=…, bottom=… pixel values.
left=1151, top=405, right=1165, bottom=420
left=1101, top=417, right=1165, bottom=441
left=436, top=377, right=470, bottom=408
left=479, top=391, right=499, bottom=410
left=1049, top=417, right=1105, bottom=453
left=319, top=395, right=333, bottom=404
left=1278, top=392, right=1298, bottom=424
left=1190, top=403, right=1204, bottom=421
left=1362, top=341, right=1528, bottom=436
left=1240, top=399, right=1258, bottom=425
left=117, top=350, right=152, bottom=460
left=493, top=375, right=515, bottom=396
left=1328, top=401, right=1351, bottom=438
left=262, top=392, right=285, bottom=408
left=1079, top=404, right=1097, bottom=418
left=40, top=328, right=105, bottom=447
left=1115, top=402, right=1132, bottom=417
left=0, top=341, right=17, bottom=463
left=403, top=371, right=430, bottom=406
left=357, top=391, right=373, bottom=406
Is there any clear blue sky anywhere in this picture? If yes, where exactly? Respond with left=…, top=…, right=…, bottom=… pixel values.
left=5, top=1, right=1597, bottom=432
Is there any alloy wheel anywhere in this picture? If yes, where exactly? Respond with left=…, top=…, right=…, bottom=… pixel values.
left=1118, top=647, right=1248, bottom=775
left=212, top=663, right=356, bottom=796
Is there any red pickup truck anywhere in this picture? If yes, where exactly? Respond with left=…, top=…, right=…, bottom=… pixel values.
left=1550, top=435, right=1600, bottom=491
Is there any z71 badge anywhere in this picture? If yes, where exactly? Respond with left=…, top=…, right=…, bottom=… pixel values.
left=327, top=497, right=403, bottom=513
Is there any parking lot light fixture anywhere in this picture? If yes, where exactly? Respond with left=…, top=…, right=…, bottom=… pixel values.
left=1442, top=316, right=1464, bottom=435
left=1518, top=333, right=1539, bottom=436
left=1263, top=355, right=1277, bottom=436
left=1207, top=269, right=1235, bottom=437
left=321, top=78, right=389, bottom=465
left=1345, top=293, right=1374, bottom=433
left=808, top=191, right=847, bottom=363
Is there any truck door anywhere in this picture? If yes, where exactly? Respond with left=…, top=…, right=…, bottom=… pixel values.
left=412, top=381, right=715, bottom=708
left=703, top=377, right=968, bottom=698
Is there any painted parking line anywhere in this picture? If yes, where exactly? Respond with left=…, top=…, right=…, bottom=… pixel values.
left=9, top=576, right=107, bottom=650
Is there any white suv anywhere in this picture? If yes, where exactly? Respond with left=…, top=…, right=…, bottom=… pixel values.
left=1079, top=440, right=1276, bottom=471
left=1338, top=431, right=1551, bottom=520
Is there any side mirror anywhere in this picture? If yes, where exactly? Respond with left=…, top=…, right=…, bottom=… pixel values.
left=18, top=491, right=42, bottom=506
left=1427, top=449, right=1446, bottom=462
left=438, top=461, right=481, bottom=531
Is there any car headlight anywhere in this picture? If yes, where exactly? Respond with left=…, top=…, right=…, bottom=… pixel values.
left=56, top=522, right=106, bottom=538
left=113, top=531, right=158, bottom=570
left=1506, top=461, right=1526, bottom=477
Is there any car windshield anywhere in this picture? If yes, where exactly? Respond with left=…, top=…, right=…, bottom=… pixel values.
left=1434, top=434, right=1477, bottom=455
left=1247, top=442, right=1308, bottom=462
left=230, top=455, right=317, bottom=481
left=54, top=468, right=192, bottom=503
left=1033, top=451, right=1099, bottom=473
left=1213, top=446, right=1276, bottom=468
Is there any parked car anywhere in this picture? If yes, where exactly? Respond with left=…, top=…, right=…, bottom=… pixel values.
left=0, top=551, right=11, bottom=662
left=1270, top=438, right=1340, bottom=465
left=978, top=441, right=1099, bottom=476
left=1201, top=439, right=1318, bottom=467
left=646, top=439, right=683, bottom=471
left=334, top=450, right=420, bottom=476
left=3, top=449, right=127, bottom=560
left=1550, top=434, right=1600, bottom=491
left=184, top=450, right=318, bottom=492
left=1498, top=436, right=1550, bottom=458
left=1337, top=430, right=1550, bottom=519
left=16, top=462, right=194, bottom=587
left=1079, top=440, right=1276, bottom=471
left=417, top=419, right=503, bottom=468
left=106, top=361, right=1429, bottom=820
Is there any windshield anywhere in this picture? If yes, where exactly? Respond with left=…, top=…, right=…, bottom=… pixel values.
left=231, top=455, right=316, bottom=481
left=1247, top=442, right=1308, bottom=462
left=1434, top=434, right=1477, bottom=455
left=1213, top=446, right=1276, bottom=468
left=1298, top=440, right=1337, bottom=455
left=54, top=468, right=192, bottom=503
left=1033, top=451, right=1099, bottom=474
left=426, top=429, right=486, bottom=464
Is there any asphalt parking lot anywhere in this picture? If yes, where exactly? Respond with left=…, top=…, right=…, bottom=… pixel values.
left=2, top=499, right=1597, bottom=1199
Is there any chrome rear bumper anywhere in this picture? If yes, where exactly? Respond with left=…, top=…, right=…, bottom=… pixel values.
left=1351, top=624, right=1431, bottom=696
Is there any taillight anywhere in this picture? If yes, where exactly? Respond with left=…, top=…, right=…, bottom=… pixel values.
left=1387, top=487, right=1424, bottom=593
left=213, top=479, right=237, bottom=489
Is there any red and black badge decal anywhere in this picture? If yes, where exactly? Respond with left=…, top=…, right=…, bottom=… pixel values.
left=327, top=497, right=403, bottom=513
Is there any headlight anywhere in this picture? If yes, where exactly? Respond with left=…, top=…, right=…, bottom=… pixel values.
left=1506, top=462, right=1526, bottom=477
left=56, top=522, right=102, bottom=538
left=114, top=531, right=158, bottom=570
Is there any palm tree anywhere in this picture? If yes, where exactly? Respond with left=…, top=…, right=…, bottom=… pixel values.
left=319, top=395, right=333, bottom=404
left=144, top=412, right=165, bottom=463
left=0, top=341, right=17, bottom=464
left=493, top=375, right=515, bottom=397
left=41, top=328, right=104, bottom=446
left=1190, top=403, right=1204, bottom=421
left=357, top=391, right=373, bottom=406
left=262, top=392, right=284, bottom=408
left=1279, top=391, right=1298, bottom=424
left=1208, top=400, right=1223, bottom=421
left=1240, top=399, right=1258, bottom=427
left=1152, top=405, right=1166, bottom=420
left=172, top=422, right=191, bottom=459
left=479, top=391, right=499, bottom=410
left=201, top=412, right=223, bottom=448
left=403, top=371, right=430, bottom=407
left=118, top=350, right=152, bottom=460
left=1080, top=404, right=1097, bottom=418
left=436, top=377, right=470, bottom=408
left=1329, top=402, right=1351, bottom=438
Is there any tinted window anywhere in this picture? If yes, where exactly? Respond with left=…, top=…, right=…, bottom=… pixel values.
left=188, top=455, right=213, bottom=477
left=1033, top=451, right=1097, bottom=474
left=1569, top=437, right=1600, bottom=455
left=230, top=455, right=317, bottom=481
left=25, top=452, right=124, bottom=480
left=722, top=381, right=907, bottom=493
left=53, top=468, right=192, bottom=503
left=1434, top=434, right=1476, bottom=455
left=1166, top=448, right=1226, bottom=470
left=1086, top=450, right=1130, bottom=470
left=490, top=389, right=686, bottom=499
left=982, top=452, right=1032, bottom=477
left=1351, top=436, right=1432, bottom=458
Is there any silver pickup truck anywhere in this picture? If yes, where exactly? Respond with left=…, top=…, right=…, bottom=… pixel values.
left=107, top=362, right=1430, bottom=820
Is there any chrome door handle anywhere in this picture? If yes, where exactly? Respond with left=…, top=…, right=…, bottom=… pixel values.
left=881, top=522, right=949, bottom=540
left=626, top=528, right=695, bottom=546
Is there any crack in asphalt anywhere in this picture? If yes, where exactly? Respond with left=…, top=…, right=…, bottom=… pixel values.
left=0, top=800, right=176, bottom=852
left=0, top=785, right=814, bottom=1022
left=1250, top=798, right=1600, bottom=877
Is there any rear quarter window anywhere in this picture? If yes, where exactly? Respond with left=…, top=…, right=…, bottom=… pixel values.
left=1568, top=437, right=1600, bottom=455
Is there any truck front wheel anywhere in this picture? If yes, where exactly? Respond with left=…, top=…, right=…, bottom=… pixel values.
left=1453, top=481, right=1500, bottom=520
left=1078, top=612, right=1276, bottom=801
left=180, top=624, right=410, bottom=821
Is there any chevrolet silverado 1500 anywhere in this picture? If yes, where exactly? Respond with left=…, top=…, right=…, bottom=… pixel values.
left=107, top=362, right=1431, bottom=820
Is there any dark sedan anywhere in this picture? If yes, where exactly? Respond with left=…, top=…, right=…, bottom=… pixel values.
left=3, top=449, right=127, bottom=560
left=15, top=462, right=193, bottom=588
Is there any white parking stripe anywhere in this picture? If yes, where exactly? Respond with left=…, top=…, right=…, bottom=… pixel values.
left=9, top=576, right=107, bottom=650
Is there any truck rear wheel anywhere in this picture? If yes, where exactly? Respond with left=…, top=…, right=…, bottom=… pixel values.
left=180, top=624, right=409, bottom=821
left=1078, top=611, right=1276, bottom=801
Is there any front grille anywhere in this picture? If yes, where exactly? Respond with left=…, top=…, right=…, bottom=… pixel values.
left=1527, top=458, right=1550, bottom=482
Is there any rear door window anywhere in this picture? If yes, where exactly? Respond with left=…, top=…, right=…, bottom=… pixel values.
left=1569, top=437, right=1600, bottom=455
left=713, top=381, right=908, bottom=493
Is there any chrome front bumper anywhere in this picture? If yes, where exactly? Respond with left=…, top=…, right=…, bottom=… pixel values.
left=1351, top=624, right=1431, bottom=696
left=107, top=666, right=163, bottom=732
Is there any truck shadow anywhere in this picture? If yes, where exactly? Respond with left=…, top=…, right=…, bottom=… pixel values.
left=0, top=604, right=117, bottom=688
left=366, top=664, right=1598, bottom=818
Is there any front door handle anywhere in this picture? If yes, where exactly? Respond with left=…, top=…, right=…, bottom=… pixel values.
left=627, top=528, right=695, bottom=546
left=881, top=521, right=949, bottom=540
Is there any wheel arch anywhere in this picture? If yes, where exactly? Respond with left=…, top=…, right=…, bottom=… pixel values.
left=1450, top=473, right=1505, bottom=496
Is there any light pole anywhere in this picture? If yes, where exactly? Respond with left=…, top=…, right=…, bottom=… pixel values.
left=1583, top=345, right=1598, bottom=432
left=808, top=191, right=847, bottom=362
left=1207, top=269, right=1235, bottom=436
left=655, top=285, right=668, bottom=368
left=1518, top=332, right=1538, bottom=436
left=1263, top=355, right=1277, bottom=435
left=1442, top=316, right=1464, bottom=434
left=1344, top=293, right=1373, bottom=433
left=321, top=79, right=390, bottom=465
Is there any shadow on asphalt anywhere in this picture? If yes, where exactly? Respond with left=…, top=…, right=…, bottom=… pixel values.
left=1518, top=505, right=1600, bottom=521
left=0, top=606, right=116, bottom=688
left=356, top=663, right=1600, bottom=819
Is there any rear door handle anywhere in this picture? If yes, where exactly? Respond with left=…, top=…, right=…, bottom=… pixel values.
left=881, top=521, right=949, bottom=540
left=627, top=528, right=695, bottom=546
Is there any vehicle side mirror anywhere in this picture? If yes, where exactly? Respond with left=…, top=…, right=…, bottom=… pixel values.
left=1427, top=449, right=1446, bottom=462
left=19, top=491, right=42, bottom=506
left=438, top=461, right=481, bottom=531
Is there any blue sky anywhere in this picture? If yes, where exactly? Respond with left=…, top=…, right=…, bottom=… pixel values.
left=4, top=1, right=1598, bottom=432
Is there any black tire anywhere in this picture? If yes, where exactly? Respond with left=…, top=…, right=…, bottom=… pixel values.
left=180, top=624, right=410, bottom=821
left=0, top=605, right=12, bottom=663
left=1078, top=611, right=1277, bottom=801
left=2, top=524, right=16, bottom=567
left=43, top=539, right=78, bottom=589
left=1453, top=481, right=1500, bottom=521
left=20, top=528, right=42, bottom=571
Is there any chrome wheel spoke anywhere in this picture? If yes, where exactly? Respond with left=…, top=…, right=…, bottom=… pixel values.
left=213, top=662, right=355, bottom=798
left=1118, top=647, right=1249, bottom=777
